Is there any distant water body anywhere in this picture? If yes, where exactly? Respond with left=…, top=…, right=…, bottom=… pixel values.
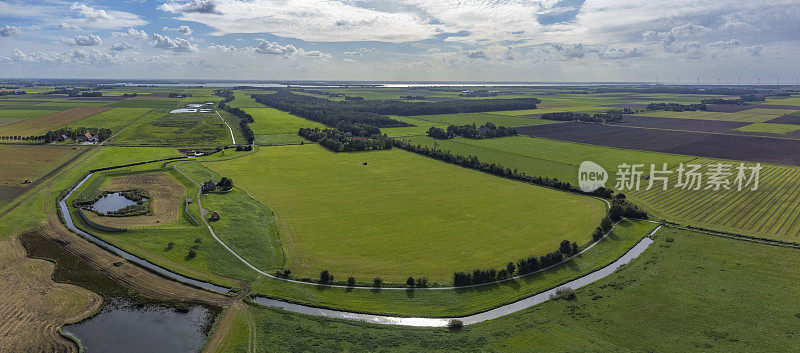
left=103, top=82, right=651, bottom=88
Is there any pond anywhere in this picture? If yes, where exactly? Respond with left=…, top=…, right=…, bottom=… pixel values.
left=62, top=300, right=213, bottom=353
left=91, top=192, right=144, bottom=214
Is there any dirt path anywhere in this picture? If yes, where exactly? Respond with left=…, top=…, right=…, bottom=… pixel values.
left=216, top=111, right=236, bottom=145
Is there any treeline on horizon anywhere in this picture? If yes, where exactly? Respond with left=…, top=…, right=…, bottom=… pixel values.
left=646, top=102, right=707, bottom=112
left=541, top=109, right=631, bottom=123
left=252, top=90, right=541, bottom=129
left=299, top=127, right=392, bottom=152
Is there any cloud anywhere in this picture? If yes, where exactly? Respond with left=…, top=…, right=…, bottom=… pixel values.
left=254, top=40, right=331, bottom=59
left=0, top=49, right=64, bottom=64
left=1, top=25, right=21, bottom=37
left=113, top=28, right=148, bottom=40
left=68, top=3, right=147, bottom=29
left=59, top=23, right=81, bottom=31
left=207, top=44, right=236, bottom=51
left=110, top=42, right=137, bottom=51
left=746, top=45, right=762, bottom=56
left=550, top=43, right=585, bottom=58
left=502, top=47, right=515, bottom=60
left=151, top=33, right=199, bottom=52
left=669, top=23, right=711, bottom=38
left=343, top=51, right=363, bottom=56
left=62, top=34, right=102, bottom=46
left=465, top=50, right=488, bottom=59
left=158, top=0, right=221, bottom=14
left=70, top=48, right=122, bottom=65
left=708, top=39, right=742, bottom=48
left=163, top=25, right=193, bottom=35
left=598, top=46, right=643, bottom=59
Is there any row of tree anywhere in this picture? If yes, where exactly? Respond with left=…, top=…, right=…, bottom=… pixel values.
left=541, top=110, right=628, bottom=123
left=0, top=90, right=26, bottom=96
left=392, top=139, right=615, bottom=199
left=298, top=127, right=392, bottom=152
left=215, top=89, right=256, bottom=144
left=42, top=127, right=112, bottom=143
left=646, top=102, right=706, bottom=111
left=453, top=239, right=581, bottom=286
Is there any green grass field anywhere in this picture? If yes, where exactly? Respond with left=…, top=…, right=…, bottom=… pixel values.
left=219, top=227, right=800, bottom=352
left=107, top=98, right=182, bottom=109
left=400, top=135, right=694, bottom=185
left=735, top=122, right=800, bottom=134
left=380, top=116, right=448, bottom=136
left=626, top=158, right=800, bottom=241
left=245, top=107, right=325, bottom=145
left=205, top=144, right=606, bottom=283
left=639, top=108, right=799, bottom=122
left=64, top=107, right=150, bottom=133
left=114, top=110, right=232, bottom=146
left=0, top=109, right=60, bottom=119
left=408, top=112, right=552, bottom=127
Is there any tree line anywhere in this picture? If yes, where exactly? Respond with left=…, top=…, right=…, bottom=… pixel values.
left=215, top=89, right=255, bottom=144
left=0, top=127, right=112, bottom=143
left=541, top=109, right=629, bottom=123
left=251, top=91, right=541, bottom=128
left=0, top=90, right=26, bottom=96
left=646, top=102, right=706, bottom=111
left=427, top=122, right=517, bottom=139
left=298, top=127, right=392, bottom=152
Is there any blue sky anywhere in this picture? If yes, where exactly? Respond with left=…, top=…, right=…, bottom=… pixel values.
left=0, top=0, right=798, bottom=82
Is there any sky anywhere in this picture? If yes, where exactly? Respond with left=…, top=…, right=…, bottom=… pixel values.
left=0, top=0, right=798, bottom=82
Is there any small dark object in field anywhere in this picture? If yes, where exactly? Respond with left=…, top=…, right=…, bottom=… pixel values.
left=550, top=287, right=576, bottom=300
left=363, top=162, right=368, bottom=165
left=447, top=319, right=464, bottom=331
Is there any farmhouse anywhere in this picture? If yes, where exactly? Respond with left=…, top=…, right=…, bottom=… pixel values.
left=81, top=132, right=99, bottom=144
left=209, top=210, right=220, bottom=221
left=202, top=180, right=217, bottom=192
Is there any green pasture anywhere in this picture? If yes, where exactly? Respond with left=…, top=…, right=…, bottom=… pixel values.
left=735, top=122, right=800, bottom=134
left=107, top=98, right=182, bottom=109
left=400, top=135, right=694, bottom=185
left=64, top=107, right=150, bottom=133
left=113, top=110, right=232, bottom=146
left=380, top=116, right=447, bottom=136
left=205, top=144, right=606, bottom=283
left=0, top=109, right=59, bottom=119
left=222, top=227, right=800, bottom=352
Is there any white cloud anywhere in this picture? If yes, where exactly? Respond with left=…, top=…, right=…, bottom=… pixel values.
left=59, top=23, right=81, bottom=31
left=1, top=25, right=21, bottom=37
left=598, top=46, right=644, bottom=59
left=207, top=44, right=236, bottom=51
left=0, top=49, right=63, bottom=64
left=465, top=50, right=488, bottom=59
left=113, top=28, right=148, bottom=40
left=550, top=43, right=585, bottom=58
left=159, top=0, right=220, bottom=14
left=151, top=33, right=199, bottom=52
left=163, top=25, right=193, bottom=35
left=343, top=51, right=363, bottom=56
left=62, top=34, right=102, bottom=46
left=254, top=40, right=331, bottom=59
left=68, top=3, right=146, bottom=29
left=70, top=48, right=122, bottom=65
left=110, top=42, right=137, bottom=51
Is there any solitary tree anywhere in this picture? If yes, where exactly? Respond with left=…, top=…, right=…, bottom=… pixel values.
left=320, top=270, right=332, bottom=284
left=372, top=277, right=383, bottom=288
left=406, top=276, right=415, bottom=287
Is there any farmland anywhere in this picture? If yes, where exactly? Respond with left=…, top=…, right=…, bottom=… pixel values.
left=0, top=107, right=109, bottom=136
left=246, top=107, right=325, bottom=145
left=205, top=144, right=606, bottom=283
left=83, top=172, right=185, bottom=228
left=0, top=144, right=82, bottom=206
left=637, top=108, right=800, bottom=122
left=113, top=109, right=233, bottom=146
left=64, top=107, right=150, bottom=134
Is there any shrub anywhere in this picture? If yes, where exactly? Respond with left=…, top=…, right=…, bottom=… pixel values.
left=347, top=276, right=356, bottom=287
left=549, top=287, right=576, bottom=300
left=372, top=277, right=383, bottom=288
left=320, top=270, right=332, bottom=284
left=406, top=276, right=415, bottom=287
left=187, top=249, right=197, bottom=260
left=447, top=319, right=464, bottom=331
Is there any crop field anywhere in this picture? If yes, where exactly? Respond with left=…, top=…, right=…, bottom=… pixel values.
left=64, top=107, right=150, bottom=133
left=619, top=116, right=748, bottom=133
left=0, top=237, right=101, bottom=353
left=0, top=109, right=61, bottom=120
left=0, top=145, right=81, bottom=206
left=114, top=110, right=232, bottom=146
left=205, top=144, right=606, bottom=283
left=107, top=98, right=182, bottom=109
left=520, top=122, right=800, bottom=166
left=638, top=108, right=800, bottom=122
left=0, top=107, right=110, bottom=136
left=224, top=227, right=800, bottom=352
left=626, top=158, right=800, bottom=241
left=735, top=122, right=800, bottom=134
left=247, top=107, right=325, bottom=145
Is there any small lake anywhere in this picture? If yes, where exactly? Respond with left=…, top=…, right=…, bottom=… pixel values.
left=62, top=300, right=213, bottom=353
left=170, top=108, right=213, bottom=113
left=91, top=193, right=143, bottom=214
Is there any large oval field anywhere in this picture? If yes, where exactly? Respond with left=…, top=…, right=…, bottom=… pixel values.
left=205, top=144, right=606, bottom=283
